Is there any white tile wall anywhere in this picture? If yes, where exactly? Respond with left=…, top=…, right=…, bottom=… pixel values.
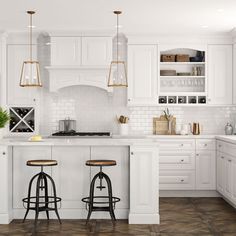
left=39, top=86, right=236, bottom=135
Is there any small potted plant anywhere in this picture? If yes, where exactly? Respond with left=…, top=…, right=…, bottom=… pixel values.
left=117, top=115, right=129, bottom=135
left=0, top=107, right=10, bottom=139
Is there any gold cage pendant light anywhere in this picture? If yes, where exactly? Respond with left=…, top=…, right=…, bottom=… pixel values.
left=20, top=11, right=42, bottom=87
left=107, top=11, right=128, bottom=87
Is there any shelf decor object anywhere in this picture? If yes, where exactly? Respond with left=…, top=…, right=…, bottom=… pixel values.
left=20, top=11, right=42, bottom=87
left=0, top=107, right=10, bottom=139
left=107, top=11, right=128, bottom=87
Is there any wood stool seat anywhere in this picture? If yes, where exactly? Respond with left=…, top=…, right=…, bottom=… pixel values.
left=27, top=160, right=58, bottom=166
left=86, top=159, right=116, bottom=167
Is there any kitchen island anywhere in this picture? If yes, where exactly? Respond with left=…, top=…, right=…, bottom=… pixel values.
left=0, top=137, right=159, bottom=224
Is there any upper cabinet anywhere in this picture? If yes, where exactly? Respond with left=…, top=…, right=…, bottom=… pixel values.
left=7, top=44, right=39, bottom=105
left=50, top=36, right=112, bottom=67
left=127, top=44, right=158, bottom=106
left=51, top=37, right=81, bottom=66
left=82, top=37, right=112, bottom=66
left=208, top=45, right=233, bottom=105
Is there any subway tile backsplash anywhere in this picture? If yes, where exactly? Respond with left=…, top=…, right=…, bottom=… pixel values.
left=39, top=86, right=236, bottom=135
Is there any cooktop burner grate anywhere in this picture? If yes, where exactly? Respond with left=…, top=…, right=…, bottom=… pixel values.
left=51, top=131, right=111, bottom=137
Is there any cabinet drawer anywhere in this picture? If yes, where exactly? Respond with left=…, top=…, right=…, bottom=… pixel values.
left=160, top=170, right=195, bottom=190
left=158, top=139, right=195, bottom=150
left=217, top=140, right=236, bottom=157
left=159, top=151, right=195, bottom=170
left=196, top=139, right=215, bottom=150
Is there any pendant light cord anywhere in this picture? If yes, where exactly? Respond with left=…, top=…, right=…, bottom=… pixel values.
left=117, top=13, right=119, bottom=63
left=30, top=12, right=32, bottom=61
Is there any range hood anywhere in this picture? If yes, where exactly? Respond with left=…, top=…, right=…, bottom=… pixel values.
left=45, top=66, right=113, bottom=93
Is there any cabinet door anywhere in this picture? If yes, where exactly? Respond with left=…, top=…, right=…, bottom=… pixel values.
left=82, top=37, right=112, bottom=66
left=90, top=146, right=129, bottom=210
left=130, top=146, right=159, bottom=214
left=52, top=147, right=90, bottom=210
left=0, top=146, right=9, bottom=215
left=196, top=150, right=216, bottom=190
left=225, top=155, right=233, bottom=200
left=128, top=45, right=158, bottom=105
left=231, top=158, right=236, bottom=204
left=208, top=45, right=232, bottom=105
left=7, top=45, right=38, bottom=105
left=51, top=37, right=81, bottom=65
left=216, top=152, right=225, bottom=195
left=12, top=146, right=51, bottom=209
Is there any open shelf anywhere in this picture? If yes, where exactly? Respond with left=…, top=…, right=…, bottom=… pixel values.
left=160, top=62, right=205, bottom=65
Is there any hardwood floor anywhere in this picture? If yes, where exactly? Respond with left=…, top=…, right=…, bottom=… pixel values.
left=1, top=198, right=236, bottom=235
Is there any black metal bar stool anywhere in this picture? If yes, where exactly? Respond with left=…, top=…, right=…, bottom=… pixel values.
left=82, top=159, right=120, bottom=223
left=22, top=159, right=62, bottom=225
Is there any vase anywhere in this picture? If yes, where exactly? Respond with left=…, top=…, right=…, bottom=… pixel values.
left=119, top=124, right=129, bottom=135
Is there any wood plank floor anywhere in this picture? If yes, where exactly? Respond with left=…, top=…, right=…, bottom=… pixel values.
left=1, top=198, right=236, bottom=235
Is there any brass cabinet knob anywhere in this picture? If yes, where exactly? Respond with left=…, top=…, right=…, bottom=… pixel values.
left=2, top=152, right=6, bottom=155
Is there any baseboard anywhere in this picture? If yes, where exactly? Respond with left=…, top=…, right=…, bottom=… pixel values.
left=128, top=212, right=160, bottom=224
left=0, top=213, right=12, bottom=224
left=13, top=208, right=129, bottom=220
left=160, top=190, right=221, bottom=197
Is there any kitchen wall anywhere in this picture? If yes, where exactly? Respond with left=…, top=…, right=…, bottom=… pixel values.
left=39, top=86, right=236, bottom=135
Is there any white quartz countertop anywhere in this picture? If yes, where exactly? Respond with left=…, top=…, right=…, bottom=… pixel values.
left=0, top=134, right=224, bottom=146
left=215, top=135, right=236, bottom=144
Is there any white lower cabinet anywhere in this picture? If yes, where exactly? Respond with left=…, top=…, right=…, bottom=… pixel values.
left=52, top=147, right=90, bottom=210
left=0, top=146, right=11, bottom=223
left=129, top=145, right=159, bottom=224
left=159, top=138, right=216, bottom=191
left=216, top=140, right=236, bottom=206
left=196, top=150, right=216, bottom=190
left=160, top=170, right=195, bottom=190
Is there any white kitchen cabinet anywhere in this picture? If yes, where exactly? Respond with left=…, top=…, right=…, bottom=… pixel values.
left=208, top=45, right=233, bottom=105
left=7, top=44, right=39, bottom=105
left=82, top=37, right=112, bottom=66
left=216, top=152, right=225, bottom=195
left=52, top=147, right=90, bottom=211
left=90, top=146, right=129, bottom=210
left=129, top=145, right=159, bottom=224
left=196, top=150, right=216, bottom=190
left=127, top=45, right=158, bottom=106
left=0, top=145, right=12, bottom=223
left=159, top=170, right=195, bottom=190
left=159, top=150, right=195, bottom=170
left=12, top=146, right=51, bottom=210
left=50, top=37, right=81, bottom=66
left=50, top=36, right=111, bottom=66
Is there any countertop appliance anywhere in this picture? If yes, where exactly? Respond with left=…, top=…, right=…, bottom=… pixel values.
left=51, top=131, right=112, bottom=138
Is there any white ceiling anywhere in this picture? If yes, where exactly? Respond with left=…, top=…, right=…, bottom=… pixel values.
left=1, top=0, right=236, bottom=35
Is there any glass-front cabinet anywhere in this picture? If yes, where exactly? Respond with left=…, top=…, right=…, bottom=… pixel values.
left=158, top=45, right=207, bottom=105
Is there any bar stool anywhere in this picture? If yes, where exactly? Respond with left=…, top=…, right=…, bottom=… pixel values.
left=22, top=159, right=62, bottom=225
left=82, top=159, right=120, bottom=223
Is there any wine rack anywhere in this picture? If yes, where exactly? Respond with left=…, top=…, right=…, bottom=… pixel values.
left=9, top=107, right=35, bottom=133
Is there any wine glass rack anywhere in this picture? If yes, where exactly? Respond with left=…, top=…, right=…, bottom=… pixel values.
left=9, top=107, right=35, bottom=133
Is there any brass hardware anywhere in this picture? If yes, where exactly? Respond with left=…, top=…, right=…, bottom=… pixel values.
left=196, top=154, right=199, bottom=156
left=228, top=159, right=232, bottom=162
left=130, top=152, right=134, bottom=155
left=221, top=156, right=224, bottom=159
left=181, top=179, right=184, bottom=182
left=2, top=152, right=6, bottom=155
left=180, top=144, right=184, bottom=147
left=20, top=11, right=42, bottom=87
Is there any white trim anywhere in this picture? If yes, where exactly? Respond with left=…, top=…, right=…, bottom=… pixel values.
left=128, top=212, right=160, bottom=224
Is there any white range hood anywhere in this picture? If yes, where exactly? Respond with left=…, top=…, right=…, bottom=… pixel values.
left=45, top=66, right=113, bottom=93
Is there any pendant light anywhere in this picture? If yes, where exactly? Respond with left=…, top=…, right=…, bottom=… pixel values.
left=20, top=11, right=42, bottom=87
left=107, top=11, right=128, bottom=87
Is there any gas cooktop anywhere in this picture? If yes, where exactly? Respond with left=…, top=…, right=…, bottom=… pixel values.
left=51, top=131, right=111, bottom=138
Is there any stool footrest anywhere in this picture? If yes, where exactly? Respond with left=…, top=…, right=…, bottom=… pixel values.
left=82, top=196, right=120, bottom=204
left=23, top=196, right=62, bottom=205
